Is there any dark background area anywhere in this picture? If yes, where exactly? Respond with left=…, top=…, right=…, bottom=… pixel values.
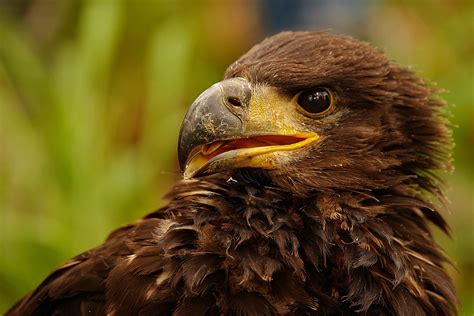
left=1, top=0, right=472, bottom=313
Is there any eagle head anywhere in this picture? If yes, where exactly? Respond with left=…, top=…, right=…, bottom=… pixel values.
left=178, top=31, right=451, bottom=198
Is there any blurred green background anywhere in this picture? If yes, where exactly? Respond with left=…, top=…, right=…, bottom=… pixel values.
left=0, top=0, right=472, bottom=314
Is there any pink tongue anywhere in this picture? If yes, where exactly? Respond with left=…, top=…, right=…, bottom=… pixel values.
left=225, top=138, right=269, bottom=149
left=201, top=141, right=224, bottom=155
left=200, top=135, right=306, bottom=159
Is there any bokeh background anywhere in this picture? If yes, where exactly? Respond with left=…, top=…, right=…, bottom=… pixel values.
left=0, top=0, right=472, bottom=314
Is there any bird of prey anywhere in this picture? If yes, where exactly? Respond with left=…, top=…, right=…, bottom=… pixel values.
left=7, top=31, right=457, bottom=316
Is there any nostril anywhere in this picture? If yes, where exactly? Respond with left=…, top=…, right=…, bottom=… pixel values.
left=226, top=97, right=243, bottom=107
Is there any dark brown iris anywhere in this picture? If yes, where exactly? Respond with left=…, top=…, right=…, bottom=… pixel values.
left=296, top=88, right=333, bottom=115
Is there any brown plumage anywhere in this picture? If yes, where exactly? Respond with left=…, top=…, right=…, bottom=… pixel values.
left=7, top=31, right=457, bottom=315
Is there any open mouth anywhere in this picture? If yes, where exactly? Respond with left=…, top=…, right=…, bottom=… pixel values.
left=184, top=132, right=319, bottom=178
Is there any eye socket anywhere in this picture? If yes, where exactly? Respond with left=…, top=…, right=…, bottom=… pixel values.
left=295, top=88, right=334, bottom=116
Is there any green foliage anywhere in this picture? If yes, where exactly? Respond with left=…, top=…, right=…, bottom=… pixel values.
left=0, top=0, right=472, bottom=313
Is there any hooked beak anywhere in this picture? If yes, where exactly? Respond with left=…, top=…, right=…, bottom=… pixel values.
left=178, top=78, right=319, bottom=178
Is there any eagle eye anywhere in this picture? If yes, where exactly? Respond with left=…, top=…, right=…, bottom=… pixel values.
left=295, top=88, right=333, bottom=116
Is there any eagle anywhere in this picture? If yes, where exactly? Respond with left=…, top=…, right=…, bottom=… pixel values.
left=7, top=31, right=457, bottom=316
